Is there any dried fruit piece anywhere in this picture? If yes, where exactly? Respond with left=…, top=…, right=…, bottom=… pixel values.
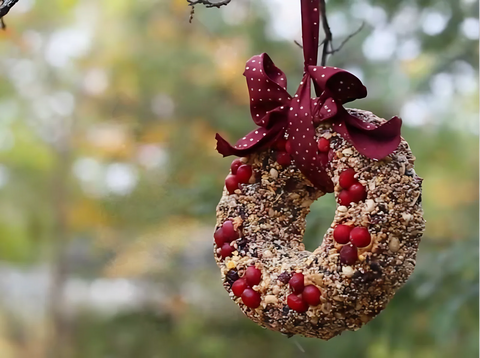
left=339, top=245, right=358, bottom=265
left=338, top=190, right=352, bottom=206
left=328, top=148, right=335, bottom=161
left=339, top=168, right=357, bottom=189
left=276, top=151, right=291, bottom=167
left=220, top=243, right=235, bottom=259
left=285, top=140, right=292, bottom=154
left=349, top=183, right=367, bottom=202
left=232, top=278, right=249, bottom=297
left=230, top=158, right=242, bottom=174
left=350, top=227, right=371, bottom=248
left=236, top=164, right=253, bottom=184
left=287, top=294, right=308, bottom=312
left=245, top=266, right=262, bottom=286
left=274, top=138, right=287, bottom=151
left=333, top=224, right=352, bottom=244
left=241, top=288, right=261, bottom=308
left=289, top=273, right=305, bottom=293
left=225, top=175, right=239, bottom=194
left=317, top=138, right=330, bottom=152
left=214, top=228, right=225, bottom=246
left=222, top=220, right=239, bottom=242
left=318, top=153, right=329, bottom=167
left=302, top=285, right=321, bottom=306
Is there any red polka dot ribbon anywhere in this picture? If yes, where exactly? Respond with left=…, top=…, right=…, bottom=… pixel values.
left=215, top=0, right=402, bottom=192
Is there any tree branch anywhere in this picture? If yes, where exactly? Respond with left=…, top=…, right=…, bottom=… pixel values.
left=187, top=0, right=364, bottom=65
left=319, top=0, right=364, bottom=65
left=319, top=0, right=332, bottom=66
left=0, top=0, right=19, bottom=29
left=187, top=0, right=232, bottom=8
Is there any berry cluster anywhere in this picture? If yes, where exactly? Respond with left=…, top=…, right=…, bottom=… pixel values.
left=337, top=168, right=366, bottom=205
left=231, top=266, right=262, bottom=308
left=274, top=138, right=292, bottom=167
left=214, top=220, right=239, bottom=259
left=317, top=137, right=335, bottom=167
left=333, top=224, right=372, bottom=265
left=286, top=273, right=321, bottom=312
left=225, top=159, right=253, bottom=194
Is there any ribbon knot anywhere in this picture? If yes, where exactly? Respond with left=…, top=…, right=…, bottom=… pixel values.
left=215, top=0, right=402, bottom=192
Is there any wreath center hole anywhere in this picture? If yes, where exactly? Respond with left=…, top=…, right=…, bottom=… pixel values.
left=303, top=193, right=336, bottom=253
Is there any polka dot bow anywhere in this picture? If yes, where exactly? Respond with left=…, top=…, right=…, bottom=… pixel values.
left=215, top=0, right=402, bottom=191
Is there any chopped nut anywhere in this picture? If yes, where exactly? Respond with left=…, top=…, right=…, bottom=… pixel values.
left=269, top=168, right=278, bottom=179
left=342, top=266, right=354, bottom=278
left=365, top=199, right=375, bottom=212
left=389, top=237, right=400, bottom=252
left=264, top=295, right=278, bottom=305
left=263, top=249, right=273, bottom=258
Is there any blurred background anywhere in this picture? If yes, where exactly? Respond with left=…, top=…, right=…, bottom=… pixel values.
left=0, top=0, right=478, bottom=357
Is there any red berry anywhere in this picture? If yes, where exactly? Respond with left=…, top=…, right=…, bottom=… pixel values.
left=350, top=227, right=371, bottom=248
left=349, top=183, right=366, bottom=203
left=236, top=164, right=252, bottom=184
left=302, top=285, right=321, bottom=306
left=287, top=294, right=308, bottom=312
left=214, top=228, right=225, bottom=246
left=289, top=273, right=305, bottom=293
left=245, top=266, right=262, bottom=286
left=232, top=278, right=249, bottom=297
left=285, top=140, right=292, bottom=154
left=241, top=288, right=261, bottom=308
left=225, top=175, right=239, bottom=194
left=220, top=243, right=235, bottom=259
left=338, top=190, right=352, bottom=206
left=276, top=151, right=291, bottom=167
left=339, top=169, right=357, bottom=189
left=318, top=153, right=329, bottom=167
left=333, top=224, right=352, bottom=244
left=340, top=245, right=358, bottom=265
left=328, top=149, right=335, bottom=161
left=317, top=138, right=330, bottom=152
left=274, top=138, right=287, bottom=151
left=222, top=220, right=239, bottom=242
left=230, top=158, right=242, bottom=174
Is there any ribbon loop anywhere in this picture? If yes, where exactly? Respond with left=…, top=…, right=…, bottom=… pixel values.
left=245, top=54, right=291, bottom=127
left=308, top=65, right=367, bottom=104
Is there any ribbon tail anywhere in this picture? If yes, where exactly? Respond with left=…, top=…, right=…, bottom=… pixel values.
left=334, top=113, right=402, bottom=160
left=215, top=122, right=285, bottom=157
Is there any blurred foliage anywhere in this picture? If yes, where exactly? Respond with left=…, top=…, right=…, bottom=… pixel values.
left=0, top=0, right=478, bottom=357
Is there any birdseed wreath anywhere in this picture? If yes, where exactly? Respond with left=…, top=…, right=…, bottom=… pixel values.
left=211, top=0, right=425, bottom=340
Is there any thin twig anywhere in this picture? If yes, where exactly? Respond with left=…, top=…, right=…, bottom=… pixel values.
left=187, top=0, right=232, bottom=8
left=319, top=0, right=332, bottom=66
left=295, top=21, right=362, bottom=58
left=189, top=5, right=195, bottom=23
left=327, top=22, right=365, bottom=56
